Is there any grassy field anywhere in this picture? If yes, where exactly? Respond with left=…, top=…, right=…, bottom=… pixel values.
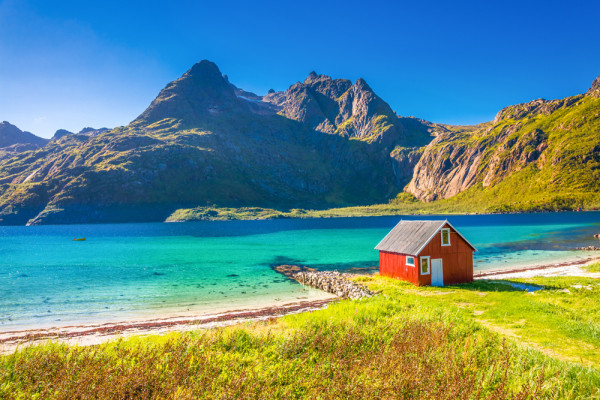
left=2, top=273, right=600, bottom=399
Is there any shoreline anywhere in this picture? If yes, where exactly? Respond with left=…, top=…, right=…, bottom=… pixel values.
left=166, top=206, right=600, bottom=223
left=474, top=257, right=600, bottom=279
left=0, top=298, right=336, bottom=354
left=3, top=256, right=599, bottom=355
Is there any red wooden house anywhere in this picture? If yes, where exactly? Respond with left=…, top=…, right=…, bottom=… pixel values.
left=375, top=220, right=476, bottom=286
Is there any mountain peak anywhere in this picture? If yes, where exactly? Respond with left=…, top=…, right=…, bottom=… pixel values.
left=304, top=71, right=333, bottom=84
left=588, top=74, right=600, bottom=96
left=0, top=121, right=48, bottom=148
left=132, top=60, right=239, bottom=125
left=187, top=60, right=223, bottom=78
left=354, top=78, right=372, bottom=91
left=52, top=129, right=73, bottom=140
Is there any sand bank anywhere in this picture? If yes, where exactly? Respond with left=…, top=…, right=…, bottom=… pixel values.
left=0, top=296, right=336, bottom=354
left=474, top=257, right=600, bottom=280
left=4, top=256, right=600, bottom=355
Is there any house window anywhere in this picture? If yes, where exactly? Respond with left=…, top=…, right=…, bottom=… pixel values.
left=441, top=228, right=451, bottom=246
left=420, top=256, right=430, bottom=275
left=406, top=256, right=415, bottom=266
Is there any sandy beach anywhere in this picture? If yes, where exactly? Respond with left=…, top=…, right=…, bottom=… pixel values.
left=474, top=256, right=600, bottom=279
left=0, top=296, right=336, bottom=355
left=3, top=256, right=600, bottom=355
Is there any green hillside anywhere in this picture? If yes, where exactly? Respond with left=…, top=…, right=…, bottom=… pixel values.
left=405, top=77, right=600, bottom=213
left=0, top=62, right=598, bottom=225
left=167, top=85, right=600, bottom=223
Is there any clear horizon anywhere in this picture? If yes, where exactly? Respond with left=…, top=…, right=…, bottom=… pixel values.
left=1, top=0, right=599, bottom=138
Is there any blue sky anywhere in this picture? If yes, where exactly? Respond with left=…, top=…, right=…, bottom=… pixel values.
left=1, top=0, right=599, bottom=138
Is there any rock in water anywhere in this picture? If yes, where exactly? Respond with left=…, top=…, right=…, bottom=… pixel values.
left=272, top=264, right=316, bottom=278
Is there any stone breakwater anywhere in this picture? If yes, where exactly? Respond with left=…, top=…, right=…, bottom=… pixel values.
left=271, top=264, right=376, bottom=300
left=576, top=246, right=600, bottom=251
left=293, top=271, right=375, bottom=300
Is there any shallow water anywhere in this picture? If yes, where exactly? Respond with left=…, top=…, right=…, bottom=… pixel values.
left=1, top=212, right=599, bottom=330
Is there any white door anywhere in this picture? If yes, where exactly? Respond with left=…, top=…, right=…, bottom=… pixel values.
left=431, top=259, right=443, bottom=286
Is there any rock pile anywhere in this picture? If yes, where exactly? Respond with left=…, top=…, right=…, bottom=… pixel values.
left=577, top=246, right=600, bottom=251
left=272, top=264, right=315, bottom=277
left=575, top=234, right=600, bottom=250
left=293, top=270, right=374, bottom=300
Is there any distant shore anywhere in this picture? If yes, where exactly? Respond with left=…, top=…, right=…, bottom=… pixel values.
left=165, top=205, right=600, bottom=223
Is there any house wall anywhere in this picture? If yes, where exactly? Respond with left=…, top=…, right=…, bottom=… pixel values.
left=378, top=250, right=419, bottom=285
left=378, top=223, right=474, bottom=286
left=417, top=223, right=473, bottom=286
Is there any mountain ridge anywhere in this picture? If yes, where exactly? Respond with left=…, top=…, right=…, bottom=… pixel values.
left=0, top=121, right=48, bottom=149
left=0, top=60, right=435, bottom=225
left=0, top=63, right=598, bottom=225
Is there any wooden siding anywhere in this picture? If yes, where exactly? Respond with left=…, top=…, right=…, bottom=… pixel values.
left=378, top=223, right=473, bottom=286
left=417, top=223, right=473, bottom=286
left=379, top=251, right=419, bottom=285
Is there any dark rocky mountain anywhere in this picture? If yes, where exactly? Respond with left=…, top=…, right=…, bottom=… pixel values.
left=51, top=127, right=109, bottom=142
left=0, top=61, right=436, bottom=225
left=1, top=62, right=596, bottom=224
left=79, top=127, right=110, bottom=136
left=262, top=72, right=431, bottom=147
left=0, top=121, right=49, bottom=163
left=0, top=121, right=48, bottom=148
left=132, top=61, right=245, bottom=125
left=52, top=129, right=73, bottom=140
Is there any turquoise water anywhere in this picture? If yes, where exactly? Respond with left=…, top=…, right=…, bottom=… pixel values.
left=1, top=213, right=599, bottom=330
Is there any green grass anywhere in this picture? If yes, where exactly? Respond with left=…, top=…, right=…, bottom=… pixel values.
left=3, top=275, right=600, bottom=398
left=166, top=206, right=315, bottom=222
left=585, top=263, right=600, bottom=273
left=403, top=277, right=600, bottom=366
left=165, top=196, right=600, bottom=222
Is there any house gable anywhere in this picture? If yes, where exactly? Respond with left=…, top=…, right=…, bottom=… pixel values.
left=412, top=221, right=477, bottom=256
left=416, top=223, right=474, bottom=286
left=375, top=220, right=477, bottom=256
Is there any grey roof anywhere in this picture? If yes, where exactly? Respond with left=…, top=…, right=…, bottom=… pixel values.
left=375, top=220, right=477, bottom=255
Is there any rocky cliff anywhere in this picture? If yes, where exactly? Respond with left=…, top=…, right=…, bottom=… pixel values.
left=406, top=75, right=600, bottom=208
left=263, top=72, right=432, bottom=147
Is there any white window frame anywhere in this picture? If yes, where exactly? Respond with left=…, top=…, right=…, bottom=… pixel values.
left=406, top=256, right=415, bottom=266
left=441, top=228, right=451, bottom=246
left=420, top=256, right=431, bottom=275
